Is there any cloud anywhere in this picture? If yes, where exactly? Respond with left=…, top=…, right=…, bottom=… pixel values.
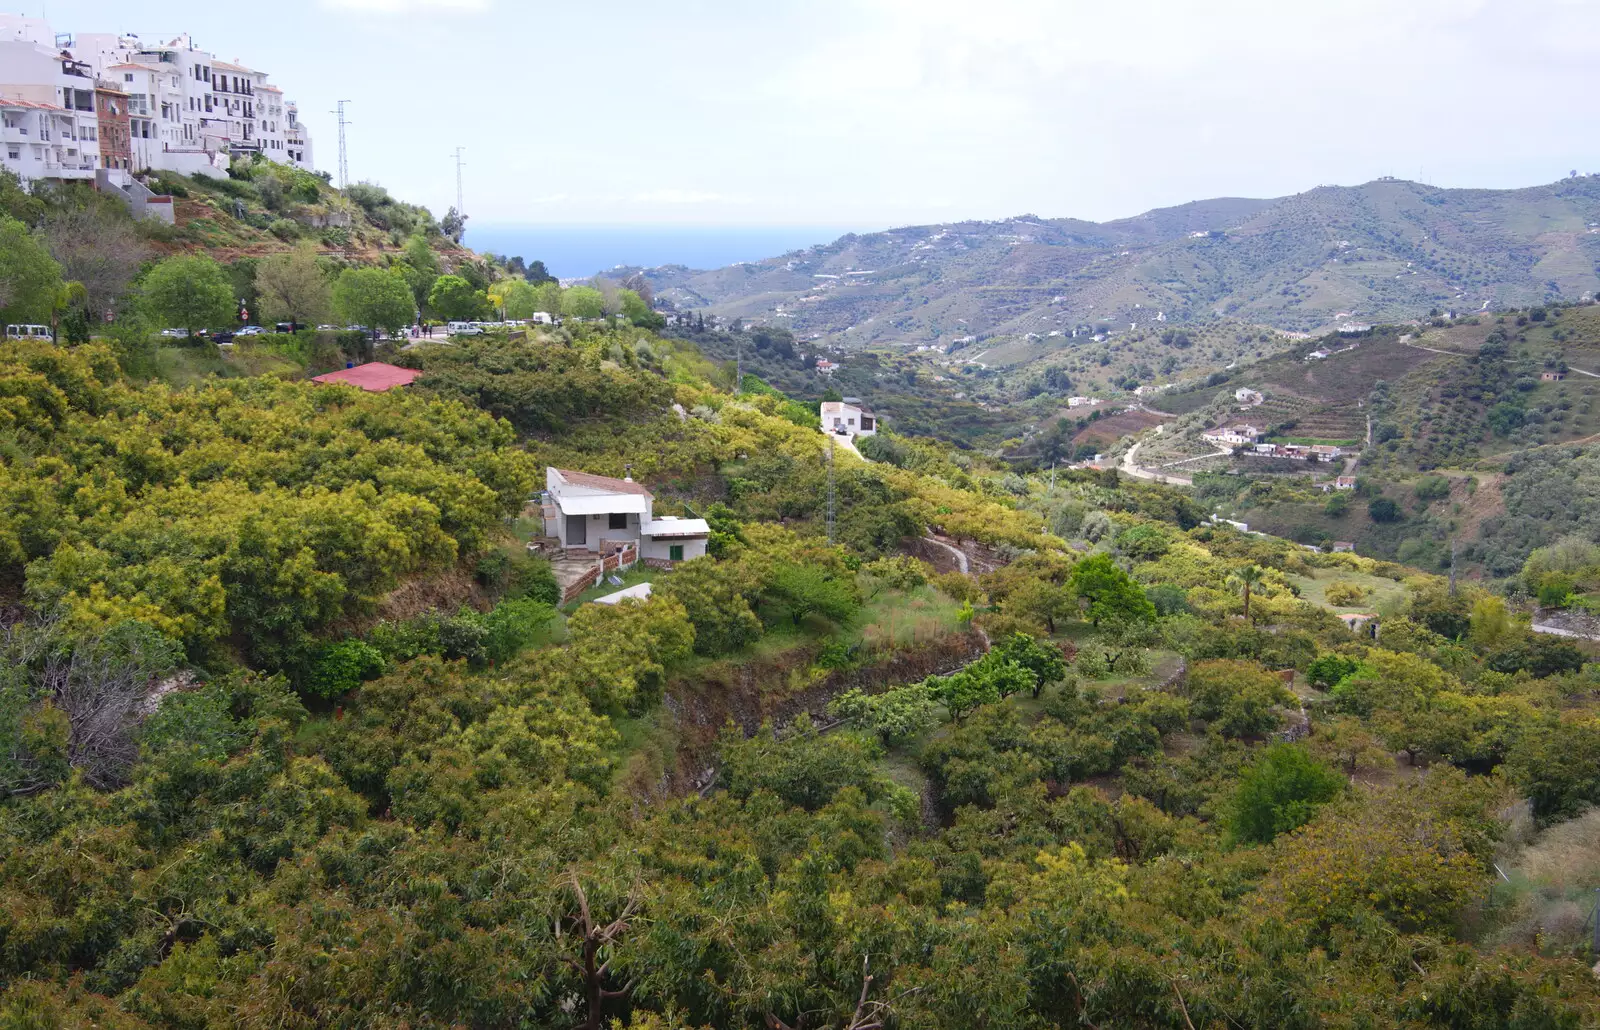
left=320, top=0, right=489, bottom=13
left=627, top=189, right=746, bottom=205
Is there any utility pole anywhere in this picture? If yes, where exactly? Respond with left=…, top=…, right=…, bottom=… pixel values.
left=735, top=333, right=742, bottom=388
left=1592, top=889, right=1600, bottom=955
left=826, top=435, right=836, bottom=546
left=452, top=146, right=466, bottom=216
left=331, top=100, right=351, bottom=189
left=1449, top=537, right=1458, bottom=596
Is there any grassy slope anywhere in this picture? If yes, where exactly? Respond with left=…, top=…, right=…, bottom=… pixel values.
left=146, top=167, right=474, bottom=267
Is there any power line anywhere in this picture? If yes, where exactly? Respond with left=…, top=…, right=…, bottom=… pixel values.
left=330, top=99, right=351, bottom=189
left=452, top=146, right=466, bottom=216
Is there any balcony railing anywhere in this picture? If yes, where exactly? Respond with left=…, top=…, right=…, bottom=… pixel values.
left=42, top=162, right=96, bottom=177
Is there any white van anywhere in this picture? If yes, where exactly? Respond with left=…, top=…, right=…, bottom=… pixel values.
left=4, top=324, right=51, bottom=341
left=446, top=321, right=482, bottom=336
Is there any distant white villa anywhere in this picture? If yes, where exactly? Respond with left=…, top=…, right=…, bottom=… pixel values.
left=1201, top=423, right=1264, bottom=447
left=821, top=400, right=878, bottom=437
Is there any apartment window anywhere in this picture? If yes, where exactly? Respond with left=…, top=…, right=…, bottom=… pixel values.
left=608, top=513, right=627, bottom=531
left=123, top=73, right=133, bottom=82
left=6, top=147, right=17, bottom=159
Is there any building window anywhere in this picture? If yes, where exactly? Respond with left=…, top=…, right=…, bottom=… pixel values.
left=608, top=512, right=627, bottom=531
left=6, top=147, right=17, bottom=159
left=669, top=545, right=684, bottom=562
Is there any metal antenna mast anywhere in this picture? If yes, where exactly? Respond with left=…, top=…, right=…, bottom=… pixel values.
left=452, top=146, right=466, bottom=216
left=826, top=435, right=836, bottom=545
left=331, top=100, right=351, bottom=188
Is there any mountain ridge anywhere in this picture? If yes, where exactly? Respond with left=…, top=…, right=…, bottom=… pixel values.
left=630, top=177, right=1600, bottom=352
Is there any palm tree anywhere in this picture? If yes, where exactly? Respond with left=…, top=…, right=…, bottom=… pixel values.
left=1230, top=564, right=1266, bottom=623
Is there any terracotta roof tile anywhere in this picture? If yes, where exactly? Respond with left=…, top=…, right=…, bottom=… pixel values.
left=0, top=97, right=65, bottom=111
left=309, top=362, right=422, bottom=392
left=556, top=468, right=654, bottom=497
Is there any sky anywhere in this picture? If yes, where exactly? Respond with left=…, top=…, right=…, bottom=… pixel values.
left=28, top=0, right=1600, bottom=230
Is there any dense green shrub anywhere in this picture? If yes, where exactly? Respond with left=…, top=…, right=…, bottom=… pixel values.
left=1226, top=743, right=1344, bottom=844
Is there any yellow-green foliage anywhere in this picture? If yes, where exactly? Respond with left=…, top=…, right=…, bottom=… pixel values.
left=0, top=340, right=536, bottom=662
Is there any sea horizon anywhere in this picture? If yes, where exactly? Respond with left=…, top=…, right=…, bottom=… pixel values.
left=462, top=223, right=872, bottom=280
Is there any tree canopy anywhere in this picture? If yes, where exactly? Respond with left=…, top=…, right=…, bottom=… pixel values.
left=141, top=255, right=235, bottom=334
left=333, top=266, right=415, bottom=333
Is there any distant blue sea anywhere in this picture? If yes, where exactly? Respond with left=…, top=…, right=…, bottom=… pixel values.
left=462, top=224, right=867, bottom=280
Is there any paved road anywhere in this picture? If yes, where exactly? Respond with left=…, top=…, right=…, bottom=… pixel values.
left=1120, top=439, right=1194, bottom=486
left=824, top=431, right=863, bottom=458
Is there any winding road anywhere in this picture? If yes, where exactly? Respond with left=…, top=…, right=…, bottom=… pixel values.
left=920, top=535, right=970, bottom=574
left=1120, top=438, right=1195, bottom=486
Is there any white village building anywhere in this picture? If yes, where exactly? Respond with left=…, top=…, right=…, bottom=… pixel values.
left=820, top=400, right=878, bottom=437
left=1200, top=423, right=1264, bottom=448
left=0, top=15, right=315, bottom=186
left=542, top=468, right=709, bottom=566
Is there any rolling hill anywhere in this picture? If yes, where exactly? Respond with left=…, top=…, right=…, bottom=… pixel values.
left=633, top=176, right=1600, bottom=353
left=1167, top=304, right=1600, bottom=577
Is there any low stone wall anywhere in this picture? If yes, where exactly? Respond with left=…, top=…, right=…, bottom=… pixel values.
left=1533, top=608, right=1600, bottom=641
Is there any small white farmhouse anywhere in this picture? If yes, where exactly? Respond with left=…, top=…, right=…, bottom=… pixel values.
left=820, top=400, right=878, bottom=437
left=543, top=468, right=709, bottom=566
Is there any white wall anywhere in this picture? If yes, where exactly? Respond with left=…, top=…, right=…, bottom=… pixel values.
left=641, top=537, right=707, bottom=562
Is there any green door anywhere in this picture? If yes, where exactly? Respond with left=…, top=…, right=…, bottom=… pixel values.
left=669, top=544, right=684, bottom=561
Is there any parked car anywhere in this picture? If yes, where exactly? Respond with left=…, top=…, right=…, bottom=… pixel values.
left=315, top=324, right=339, bottom=332
left=236, top=326, right=265, bottom=336
left=447, top=321, right=483, bottom=336
left=160, top=328, right=191, bottom=339
left=210, top=330, right=236, bottom=343
left=273, top=322, right=303, bottom=333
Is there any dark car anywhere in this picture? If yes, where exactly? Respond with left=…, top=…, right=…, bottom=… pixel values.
left=274, top=322, right=304, bottom=333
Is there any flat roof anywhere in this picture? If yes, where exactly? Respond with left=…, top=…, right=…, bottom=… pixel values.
left=593, top=583, right=652, bottom=605
left=644, top=516, right=710, bottom=538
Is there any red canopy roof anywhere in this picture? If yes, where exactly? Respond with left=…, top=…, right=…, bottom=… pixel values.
left=310, top=362, right=421, bottom=392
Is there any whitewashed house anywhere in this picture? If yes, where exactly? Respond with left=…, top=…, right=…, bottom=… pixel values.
left=1200, top=423, right=1263, bottom=448
left=820, top=400, right=878, bottom=437
left=543, top=468, right=708, bottom=566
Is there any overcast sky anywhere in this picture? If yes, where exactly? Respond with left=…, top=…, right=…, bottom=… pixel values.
left=35, top=0, right=1600, bottom=227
